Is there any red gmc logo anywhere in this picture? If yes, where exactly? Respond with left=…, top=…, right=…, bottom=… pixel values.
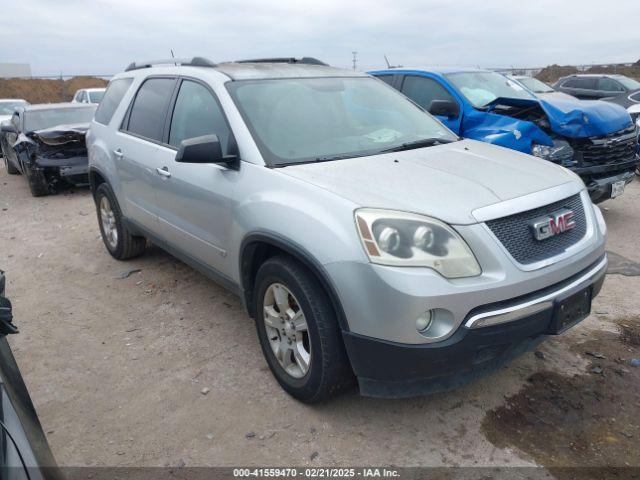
left=531, top=209, right=575, bottom=241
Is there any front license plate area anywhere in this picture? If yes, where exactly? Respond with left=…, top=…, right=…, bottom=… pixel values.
left=611, top=180, right=625, bottom=198
left=548, top=287, right=592, bottom=334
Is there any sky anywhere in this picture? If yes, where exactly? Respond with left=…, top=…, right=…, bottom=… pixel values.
left=1, top=0, right=639, bottom=76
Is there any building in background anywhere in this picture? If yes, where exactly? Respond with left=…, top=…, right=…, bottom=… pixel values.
left=0, top=63, right=31, bottom=78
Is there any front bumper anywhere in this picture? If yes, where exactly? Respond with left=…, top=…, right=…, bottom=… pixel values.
left=580, top=167, right=636, bottom=203
left=343, top=254, right=607, bottom=398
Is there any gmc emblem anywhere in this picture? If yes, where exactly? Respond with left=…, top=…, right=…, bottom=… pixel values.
left=531, top=209, right=575, bottom=241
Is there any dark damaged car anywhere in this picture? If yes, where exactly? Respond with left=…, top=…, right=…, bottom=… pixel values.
left=0, top=103, right=96, bottom=196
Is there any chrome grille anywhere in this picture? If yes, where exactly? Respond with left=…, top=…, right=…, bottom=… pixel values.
left=486, top=194, right=587, bottom=265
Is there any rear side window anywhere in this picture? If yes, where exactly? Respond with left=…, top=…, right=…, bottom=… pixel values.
left=125, top=78, right=175, bottom=141
left=401, top=76, right=456, bottom=112
left=563, top=77, right=597, bottom=89
left=95, top=78, right=133, bottom=125
left=630, top=92, right=640, bottom=102
left=168, top=80, right=231, bottom=150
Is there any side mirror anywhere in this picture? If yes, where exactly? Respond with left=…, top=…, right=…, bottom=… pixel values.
left=0, top=124, right=17, bottom=134
left=175, top=134, right=239, bottom=170
left=428, top=100, right=460, bottom=119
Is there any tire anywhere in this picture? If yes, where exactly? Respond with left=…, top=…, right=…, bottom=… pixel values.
left=3, top=156, right=19, bottom=175
left=95, top=183, right=146, bottom=260
left=24, top=164, right=49, bottom=197
left=254, top=255, right=354, bottom=403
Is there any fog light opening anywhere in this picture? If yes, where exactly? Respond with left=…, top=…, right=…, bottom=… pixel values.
left=416, top=310, right=434, bottom=333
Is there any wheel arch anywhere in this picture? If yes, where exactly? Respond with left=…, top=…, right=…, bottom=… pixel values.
left=240, top=232, right=349, bottom=332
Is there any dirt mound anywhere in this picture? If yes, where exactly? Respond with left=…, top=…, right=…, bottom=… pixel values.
left=0, top=76, right=108, bottom=104
left=536, top=60, right=640, bottom=84
left=536, top=65, right=580, bottom=84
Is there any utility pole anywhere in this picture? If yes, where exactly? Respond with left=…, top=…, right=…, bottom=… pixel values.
left=352, top=51, right=358, bottom=71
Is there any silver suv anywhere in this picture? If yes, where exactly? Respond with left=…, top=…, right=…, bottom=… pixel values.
left=87, top=57, right=608, bottom=402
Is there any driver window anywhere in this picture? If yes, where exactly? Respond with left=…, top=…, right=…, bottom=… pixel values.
left=401, top=76, right=457, bottom=114
left=169, top=80, right=230, bottom=151
left=598, top=77, right=624, bottom=92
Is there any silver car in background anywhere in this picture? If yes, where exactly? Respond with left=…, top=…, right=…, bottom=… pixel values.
left=86, top=57, right=607, bottom=401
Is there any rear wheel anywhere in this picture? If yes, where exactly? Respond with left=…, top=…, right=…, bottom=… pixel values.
left=95, top=183, right=146, bottom=260
left=254, top=255, right=354, bottom=403
left=3, top=156, right=19, bottom=175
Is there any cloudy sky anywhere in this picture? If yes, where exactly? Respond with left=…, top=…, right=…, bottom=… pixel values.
left=2, top=0, right=639, bottom=76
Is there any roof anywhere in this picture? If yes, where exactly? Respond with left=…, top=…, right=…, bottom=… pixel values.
left=121, top=57, right=366, bottom=81
left=77, top=88, right=106, bottom=92
left=0, top=98, right=27, bottom=103
left=562, top=73, right=627, bottom=78
left=372, top=66, right=488, bottom=75
left=22, top=103, right=97, bottom=112
left=214, top=62, right=366, bottom=80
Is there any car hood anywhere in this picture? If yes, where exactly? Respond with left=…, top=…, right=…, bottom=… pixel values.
left=279, top=139, right=578, bottom=225
left=488, top=96, right=632, bottom=138
left=27, top=123, right=89, bottom=145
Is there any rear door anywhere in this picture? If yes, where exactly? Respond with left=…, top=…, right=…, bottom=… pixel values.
left=153, top=78, right=236, bottom=274
left=115, top=77, right=177, bottom=234
left=399, top=75, right=463, bottom=133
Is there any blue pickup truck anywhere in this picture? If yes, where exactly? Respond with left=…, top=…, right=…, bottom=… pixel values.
left=370, top=67, right=639, bottom=202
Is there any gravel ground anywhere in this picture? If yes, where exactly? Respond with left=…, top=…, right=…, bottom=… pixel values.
left=1, top=163, right=639, bottom=472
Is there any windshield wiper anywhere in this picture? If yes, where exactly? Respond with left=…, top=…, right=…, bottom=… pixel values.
left=379, top=137, right=454, bottom=153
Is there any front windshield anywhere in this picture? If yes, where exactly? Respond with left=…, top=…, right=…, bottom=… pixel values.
left=25, top=107, right=96, bottom=132
left=88, top=91, right=105, bottom=103
left=0, top=100, right=27, bottom=116
left=226, top=77, right=457, bottom=166
left=517, top=77, right=554, bottom=93
left=446, top=71, right=536, bottom=107
left=615, top=76, right=640, bottom=90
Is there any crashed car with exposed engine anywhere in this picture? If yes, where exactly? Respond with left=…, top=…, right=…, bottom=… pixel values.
left=0, top=103, right=96, bottom=196
left=371, top=67, right=640, bottom=203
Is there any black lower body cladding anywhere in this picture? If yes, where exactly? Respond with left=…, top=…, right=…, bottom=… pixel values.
left=343, top=256, right=607, bottom=398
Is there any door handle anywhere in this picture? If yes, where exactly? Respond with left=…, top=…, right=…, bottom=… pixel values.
left=156, top=167, right=171, bottom=178
left=113, top=149, right=123, bottom=159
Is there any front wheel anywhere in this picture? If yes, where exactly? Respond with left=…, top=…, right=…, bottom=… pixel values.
left=3, top=156, right=19, bottom=175
left=24, top=164, right=49, bottom=196
left=254, top=255, right=354, bottom=403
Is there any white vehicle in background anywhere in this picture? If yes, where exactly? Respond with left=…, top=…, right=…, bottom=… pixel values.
left=0, top=98, right=29, bottom=124
left=71, top=88, right=106, bottom=104
left=509, top=75, right=577, bottom=101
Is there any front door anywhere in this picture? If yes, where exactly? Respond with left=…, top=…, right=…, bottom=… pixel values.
left=400, top=75, right=463, bottom=134
left=154, top=79, right=236, bottom=274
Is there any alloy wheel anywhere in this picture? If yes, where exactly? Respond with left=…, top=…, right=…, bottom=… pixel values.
left=263, top=283, right=311, bottom=379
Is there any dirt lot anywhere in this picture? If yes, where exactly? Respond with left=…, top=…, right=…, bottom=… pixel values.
left=1, top=163, right=639, bottom=475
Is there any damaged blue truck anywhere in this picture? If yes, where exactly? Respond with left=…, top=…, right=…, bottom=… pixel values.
left=371, top=67, right=639, bottom=203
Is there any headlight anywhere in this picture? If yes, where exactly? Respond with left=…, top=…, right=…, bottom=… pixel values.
left=355, top=209, right=481, bottom=278
left=531, top=140, right=574, bottom=165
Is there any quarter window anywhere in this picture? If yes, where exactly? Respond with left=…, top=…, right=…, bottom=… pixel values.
left=95, top=78, right=133, bottom=125
left=401, top=76, right=457, bottom=113
left=168, top=80, right=230, bottom=150
left=125, top=78, right=175, bottom=141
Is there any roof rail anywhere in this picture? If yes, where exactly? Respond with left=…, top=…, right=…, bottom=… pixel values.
left=236, top=57, right=328, bottom=66
left=124, top=57, right=217, bottom=72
